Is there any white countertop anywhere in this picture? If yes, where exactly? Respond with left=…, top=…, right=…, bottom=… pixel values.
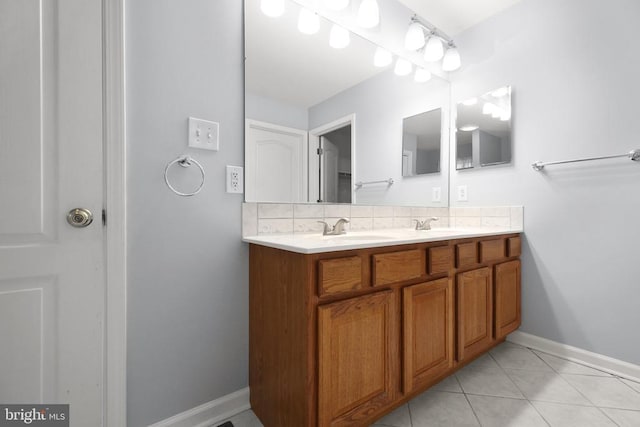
left=243, top=227, right=522, bottom=254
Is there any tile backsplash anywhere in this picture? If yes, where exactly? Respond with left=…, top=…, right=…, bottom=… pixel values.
left=243, top=203, right=523, bottom=237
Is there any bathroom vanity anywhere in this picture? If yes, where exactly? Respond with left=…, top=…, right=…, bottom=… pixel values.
left=246, top=229, right=521, bottom=427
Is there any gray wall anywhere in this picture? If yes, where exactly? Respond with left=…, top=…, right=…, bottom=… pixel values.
left=451, top=0, right=640, bottom=364
left=245, top=92, right=309, bottom=130
left=309, top=71, right=450, bottom=207
left=126, top=1, right=247, bottom=426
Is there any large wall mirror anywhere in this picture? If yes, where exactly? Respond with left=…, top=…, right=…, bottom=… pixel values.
left=244, top=0, right=450, bottom=207
left=455, top=86, right=512, bottom=169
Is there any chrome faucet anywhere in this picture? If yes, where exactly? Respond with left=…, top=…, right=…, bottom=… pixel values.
left=414, top=217, right=439, bottom=230
left=318, top=218, right=350, bottom=236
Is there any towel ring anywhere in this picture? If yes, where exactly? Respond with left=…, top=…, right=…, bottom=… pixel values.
left=164, top=156, right=205, bottom=197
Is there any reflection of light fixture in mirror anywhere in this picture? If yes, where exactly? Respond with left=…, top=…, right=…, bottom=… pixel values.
left=482, top=102, right=496, bottom=115
left=357, top=0, right=379, bottom=28
left=491, top=107, right=503, bottom=118
left=500, top=110, right=511, bottom=121
left=324, top=0, right=350, bottom=11
left=298, top=9, right=320, bottom=34
left=394, top=58, right=412, bottom=76
left=414, top=68, right=431, bottom=83
left=462, top=97, right=478, bottom=106
left=329, top=24, right=350, bottom=48
left=260, top=0, right=285, bottom=17
left=442, top=44, right=461, bottom=71
left=423, top=35, right=444, bottom=62
left=404, top=22, right=425, bottom=50
left=492, top=87, right=509, bottom=97
left=459, top=125, right=479, bottom=131
left=374, top=47, right=392, bottom=67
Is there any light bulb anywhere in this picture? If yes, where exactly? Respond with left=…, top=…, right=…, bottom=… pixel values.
left=414, top=68, right=432, bottom=83
left=462, top=97, right=478, bottom=106
left=500, top=110, right=511, bottom=121
left=482, top=102, right=496, bottom=115
left=459, top=125, right=479, bottom=131
left=404, top=22, right=425, bottom=51
left=442, top=46, right=461, bottom=71
left=325, top=0, right=349, bottom=10
left=260, top=0, right=285, bottom=17
left=423, top=36, right=444, bottom=62
left=298, top=9, right=319, bottom=34
left=492, top=87, right=509, bottom=97
left=329, top=24, right=350, bottom=49
left=374, top=47, right=392, bottom=67
left=491, top=107, right=502, bottom=118
left=394, top=58, right=412, bottom=76
left=357, top=0, right=379, bottom=28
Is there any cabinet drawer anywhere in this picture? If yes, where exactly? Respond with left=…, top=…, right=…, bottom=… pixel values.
left=479, top=239, right=506, bottom=263
left=456, top=242, right=478, bottom=269
left=429, top=246, right=452, bottom=275
left=318, top=256, right=363, bottom=296
left=373, top=249, right=424, bottom=286
left=508, top=236, right=521, bottom=257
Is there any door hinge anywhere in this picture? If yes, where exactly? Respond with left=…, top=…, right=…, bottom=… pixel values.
left=102, top=209, right=106, bottom=226
left=317, top=148, right=323, bottom=155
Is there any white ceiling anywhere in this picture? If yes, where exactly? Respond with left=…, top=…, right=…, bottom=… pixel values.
left=395, top=0, right=522, bottom=36
left=245, top=0, right=522, bottom=109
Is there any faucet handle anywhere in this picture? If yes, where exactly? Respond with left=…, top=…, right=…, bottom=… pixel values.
left=317, top=221, right=332, bottom=234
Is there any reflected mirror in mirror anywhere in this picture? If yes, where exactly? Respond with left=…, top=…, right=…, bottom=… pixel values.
left=244, top=0, right=451, bottom=207
left=402, top=108, right=442, bottom=177
left=456, top=86, right=512, bottom=170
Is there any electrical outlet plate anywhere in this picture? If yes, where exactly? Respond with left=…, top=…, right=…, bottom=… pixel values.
left=188, top=117, right=219, bottom=151
left=226, top=165, right=243, bottom=194
left=457, top=185, right=468, bottom=201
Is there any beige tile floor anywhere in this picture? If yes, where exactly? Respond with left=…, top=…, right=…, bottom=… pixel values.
left=219, top=341, right=640, bottom=427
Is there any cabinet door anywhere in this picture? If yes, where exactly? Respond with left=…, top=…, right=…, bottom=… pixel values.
left=495, top=260, right=521, bottom=339
left=318, top=291, right=395, bottom=427
left=456, top=267, right=493, bottom=361
left=403, top=278, right=454, bottom=393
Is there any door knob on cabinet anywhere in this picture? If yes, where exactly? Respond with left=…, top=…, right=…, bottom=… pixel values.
left=67, top=208, right=93, bottom=228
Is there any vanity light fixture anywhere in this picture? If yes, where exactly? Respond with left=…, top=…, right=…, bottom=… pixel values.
left=492, top=87, right=509, bottom=97
left=394, top=58, right=412, bottom=76
left=459, top=125, right=479, bottom=131
left=482, top=102, right=496, bottom=115
left=404, top=22, right=425, bottom=50
left=462, top=97, right=478, bottom=106
left=442, top=43, right=461, bottom=71
left=374, top=47, right=393, bottom=67
left=357, top=0, right=380, bottom=28
left=260, top=0, right=285, bottom=17
left=406, top=15, right=461, bottom=71
left=414, top=67, right=432, bottom=82
left=298, top=8, right=320, bottom=34
left=329, top=24, right=350, bottom=48
left=324, top=0, right=350, bottom=11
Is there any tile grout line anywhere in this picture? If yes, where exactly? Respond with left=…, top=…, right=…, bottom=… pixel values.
left=487, top=347, right=552, bottom=426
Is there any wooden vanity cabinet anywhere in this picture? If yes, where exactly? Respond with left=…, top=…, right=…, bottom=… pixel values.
left=249, top=233, right=521, bottom=427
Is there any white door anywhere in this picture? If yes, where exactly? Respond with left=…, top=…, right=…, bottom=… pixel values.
left=0, top=0, right=105, bottom=425
left=320, top=137, right=339, bottom=203
left=245, top=120, right=308, bottom=202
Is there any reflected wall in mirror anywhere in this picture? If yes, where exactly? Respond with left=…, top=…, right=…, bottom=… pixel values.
left=402, top=108, right=442, bottom=177
left=244, top=0, right=450, bottom=207
left=456, top=86, right=512, bottom=170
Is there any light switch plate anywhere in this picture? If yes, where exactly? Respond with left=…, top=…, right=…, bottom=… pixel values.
left=188, top=117, right=219, bottom=151
left=432, top=187, right=441, bottom=202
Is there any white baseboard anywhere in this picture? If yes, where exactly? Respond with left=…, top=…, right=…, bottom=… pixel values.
left=148, top=387, right=250, bottom=427
left=507, top=331, right=640, bottom=383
